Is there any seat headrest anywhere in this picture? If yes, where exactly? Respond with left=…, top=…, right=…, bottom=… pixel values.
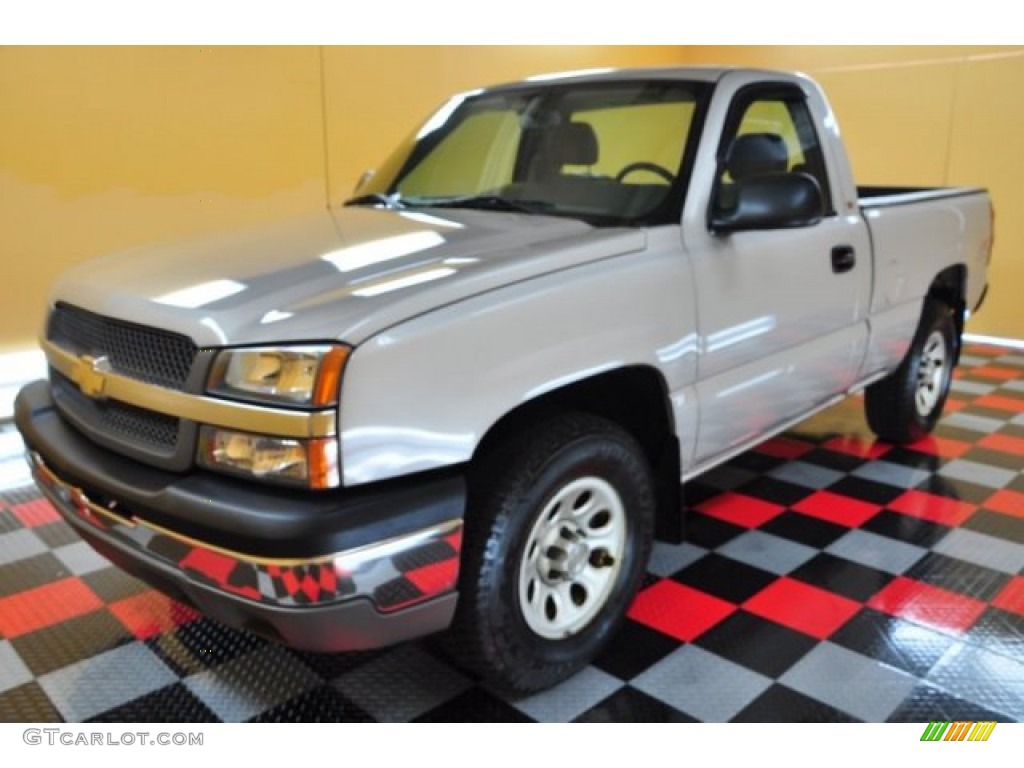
left=726, top=133, right=789, bottom=180
left=550, top=122, right=599, bottom=166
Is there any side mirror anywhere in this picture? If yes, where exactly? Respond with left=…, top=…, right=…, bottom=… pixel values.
left=353, top=169, right=375, bottom=194
left=711, top=172, right=823, bottom=234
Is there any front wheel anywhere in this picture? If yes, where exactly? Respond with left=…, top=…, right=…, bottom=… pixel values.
left=865, top=298, right=957, bottom=443
left=449, top=412, right=655, bottom=695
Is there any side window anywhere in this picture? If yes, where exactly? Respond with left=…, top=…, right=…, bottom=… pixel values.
left=716, top=90, right=833, bottom=216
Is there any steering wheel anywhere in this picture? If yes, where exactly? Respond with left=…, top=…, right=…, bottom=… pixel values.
left=615, top=162, right=675, bottom=184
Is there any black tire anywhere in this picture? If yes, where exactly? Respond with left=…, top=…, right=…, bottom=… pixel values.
left=865, top=298, right=957, bottom=443
left=449, top=412, right=655, bottom=696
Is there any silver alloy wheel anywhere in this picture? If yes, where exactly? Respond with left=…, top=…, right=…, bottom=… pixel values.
left=915, top=329, right=949, bottom=417
left=517, top=476, right=626, bottom=639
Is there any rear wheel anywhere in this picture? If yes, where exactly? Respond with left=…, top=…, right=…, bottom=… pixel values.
left=865, top=298, right=957, bottom=443
left=450, top=412, right=655, bottom=695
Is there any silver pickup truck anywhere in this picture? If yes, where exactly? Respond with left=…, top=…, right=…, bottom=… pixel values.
left=15, top=67, right=992, bottom=694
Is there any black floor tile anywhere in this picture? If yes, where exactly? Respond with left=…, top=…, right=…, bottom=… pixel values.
left=881, top=447, right=943, bottom=472
left=728, top=451, right=786, bottom=474
left=591, top=620, right=681, bottom=681
left=967, top=607, right=1024, bottom=663
left=904, top=553, right=1010, bottom=602
left=80, top=567, right=150, bottom=603
left=253, top=684, right=374, bottom=723
left=732, top=683, right=859, bottom=722
left=790, top=553, right=894, bottom=602
left=684, top=513, right=746, bottom=550
left=695, top=610, right=817, bottom=678
left=576, top=686, right=698, bottom=723
left=863, top=509, right=951, bottom=548
left=963, top=509, right=1024, bottom=545
left=0, top=553, right=72, bottom=597
left=916, top=475, right=999, bottom=505
left=12, top=610, right=134, bottom=676
left=88, top=682, right=219, bottom=723
left=887, top=683, right=1011, bottom=723
left=145, top=618, right=267, bottom=676
left=800, top=447, right=866, bottom=473
left=760, top=511, right=848, bottom=548
left=0, top=681, right=64, bottom=722
left=415, top=686, right=532, bottom=723
left=962, top=446, right=1024, bottom=471
left=672, top=552, right=776, bottom=604
left=737, top=476, right=811, bottom=507
left=830, top=607, right=955, bottom=677
left=32, top=521, right=80, bottom=549
left=827, top=476, right=905, bottom=506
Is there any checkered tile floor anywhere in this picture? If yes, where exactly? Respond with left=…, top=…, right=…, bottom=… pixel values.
left=1, top=343, right=1022, bottom=722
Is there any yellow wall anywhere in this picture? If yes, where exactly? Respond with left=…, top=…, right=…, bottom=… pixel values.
left=2, top=46, right=1021, bottom=351
left=683, top=46, right=1024, bottom=337
left=0, top=45, right=683, bottom=351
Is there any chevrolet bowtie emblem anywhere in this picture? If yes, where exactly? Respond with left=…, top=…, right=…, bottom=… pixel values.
left=71, top=354, right=112, bottom=399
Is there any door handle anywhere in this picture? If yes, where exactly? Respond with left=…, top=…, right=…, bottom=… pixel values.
left=831, top=245, right=856, bottom=274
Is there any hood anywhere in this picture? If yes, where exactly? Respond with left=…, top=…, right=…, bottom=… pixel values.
left=52, top=207, right=646, bottom=348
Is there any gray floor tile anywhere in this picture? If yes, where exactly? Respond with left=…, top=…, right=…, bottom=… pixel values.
left=632, top=645, right=771, bottom=722
left=0, top=430, right=24, bottom=461
left=38, top=642, right=177, bottom=721
left=647, top=540, right=707, bottom=578
left=826, top=529, right=926, bottom=575
left=769, top=461, right=844, bottom=490
left=0, top=529, right=47, bottom=566
left=700, top=465, right=758, bottom=490
left=0, top=458, right=33, bottom=492
left=1002, top=380, right=1024, bottom=393
left=996, top=353, right=1024, bottom=367
left=0, top=640, right=33, bottom=694
left=52, top=540, right=111, bottom=576
left=185, top=645, right=320, bottom=722
left=513, top=666, right=622, bottom=722
left=717, top=530, right=818, bottom=575
left=334, top=645, right=471, bottom=723
left=931, top=529, right=1024, bottom=574
left=1013, top=413, right=1024, bottom=427
left=780, top=642, right=917, bottom=721
left=950, top=379, right=997, bottom=395
left=926, top=642, right=1024, bottom=721
left=853, top=461, right=932, bottom=489
left=938, top=460, right=1016, bottom=489
left=958, top=355, right=993, bottom=367
left=941, top=412, right=1006, bottom=434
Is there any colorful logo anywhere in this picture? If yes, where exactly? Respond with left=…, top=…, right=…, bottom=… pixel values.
left=920, top=721, right=997, bottom=742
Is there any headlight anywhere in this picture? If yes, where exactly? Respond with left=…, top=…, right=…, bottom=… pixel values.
left=198, top=426, right=340, bottom=488
left=207, top=345, right=349, bottom=406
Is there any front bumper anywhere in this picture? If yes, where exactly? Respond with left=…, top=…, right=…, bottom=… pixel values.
left=15, top=380, right=465, bottom=652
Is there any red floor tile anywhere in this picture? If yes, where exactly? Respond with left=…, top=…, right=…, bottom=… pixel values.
left=821, top=435, right=891, bottom=460
left=971, top=365, right=1020, bottom=381
left=754, top=436, right=814, bottom=460
left=975, top=394, right=1024, bottom=413
left=867, top=576, right=986, bottom=634
left=741, top=577, right=861, bottom=639
left=109, top=590, right=201, bottom=640
left=888, top=489, right=977, bottom=526
left=943, top=398, right=968, bottom=413
left=792, top=490, right=881, bottom=527
left=991, top=576, right=1024, bottom=617
left=695, top=492, right=785, bottom=529
left=0, top=578, right=104, bottom=638
left=982, top=488, right=1024, bottom=518
left=11, top=498, right=60, bottom=528
left=907, top=435, right=972, bottom=458
left=978, top=433, right=1024, bottom=457
left=628, top=580, right=736, bottom=642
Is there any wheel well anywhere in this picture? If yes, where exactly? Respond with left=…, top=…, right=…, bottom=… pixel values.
left=471, top=366, right=684, bottom=543
left=927, top=264, right=967, bottom=363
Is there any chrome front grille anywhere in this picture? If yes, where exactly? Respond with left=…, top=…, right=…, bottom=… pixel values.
left=47, top=302, right=197, bottom=390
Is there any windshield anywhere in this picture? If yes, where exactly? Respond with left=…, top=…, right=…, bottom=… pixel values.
left=352, top=80, right=709, bottom=226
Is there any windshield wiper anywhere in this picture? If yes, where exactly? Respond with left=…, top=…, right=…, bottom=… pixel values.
left=409, top=195, right=554, bottom=215
left=344, top=192, right=406, bottom=209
